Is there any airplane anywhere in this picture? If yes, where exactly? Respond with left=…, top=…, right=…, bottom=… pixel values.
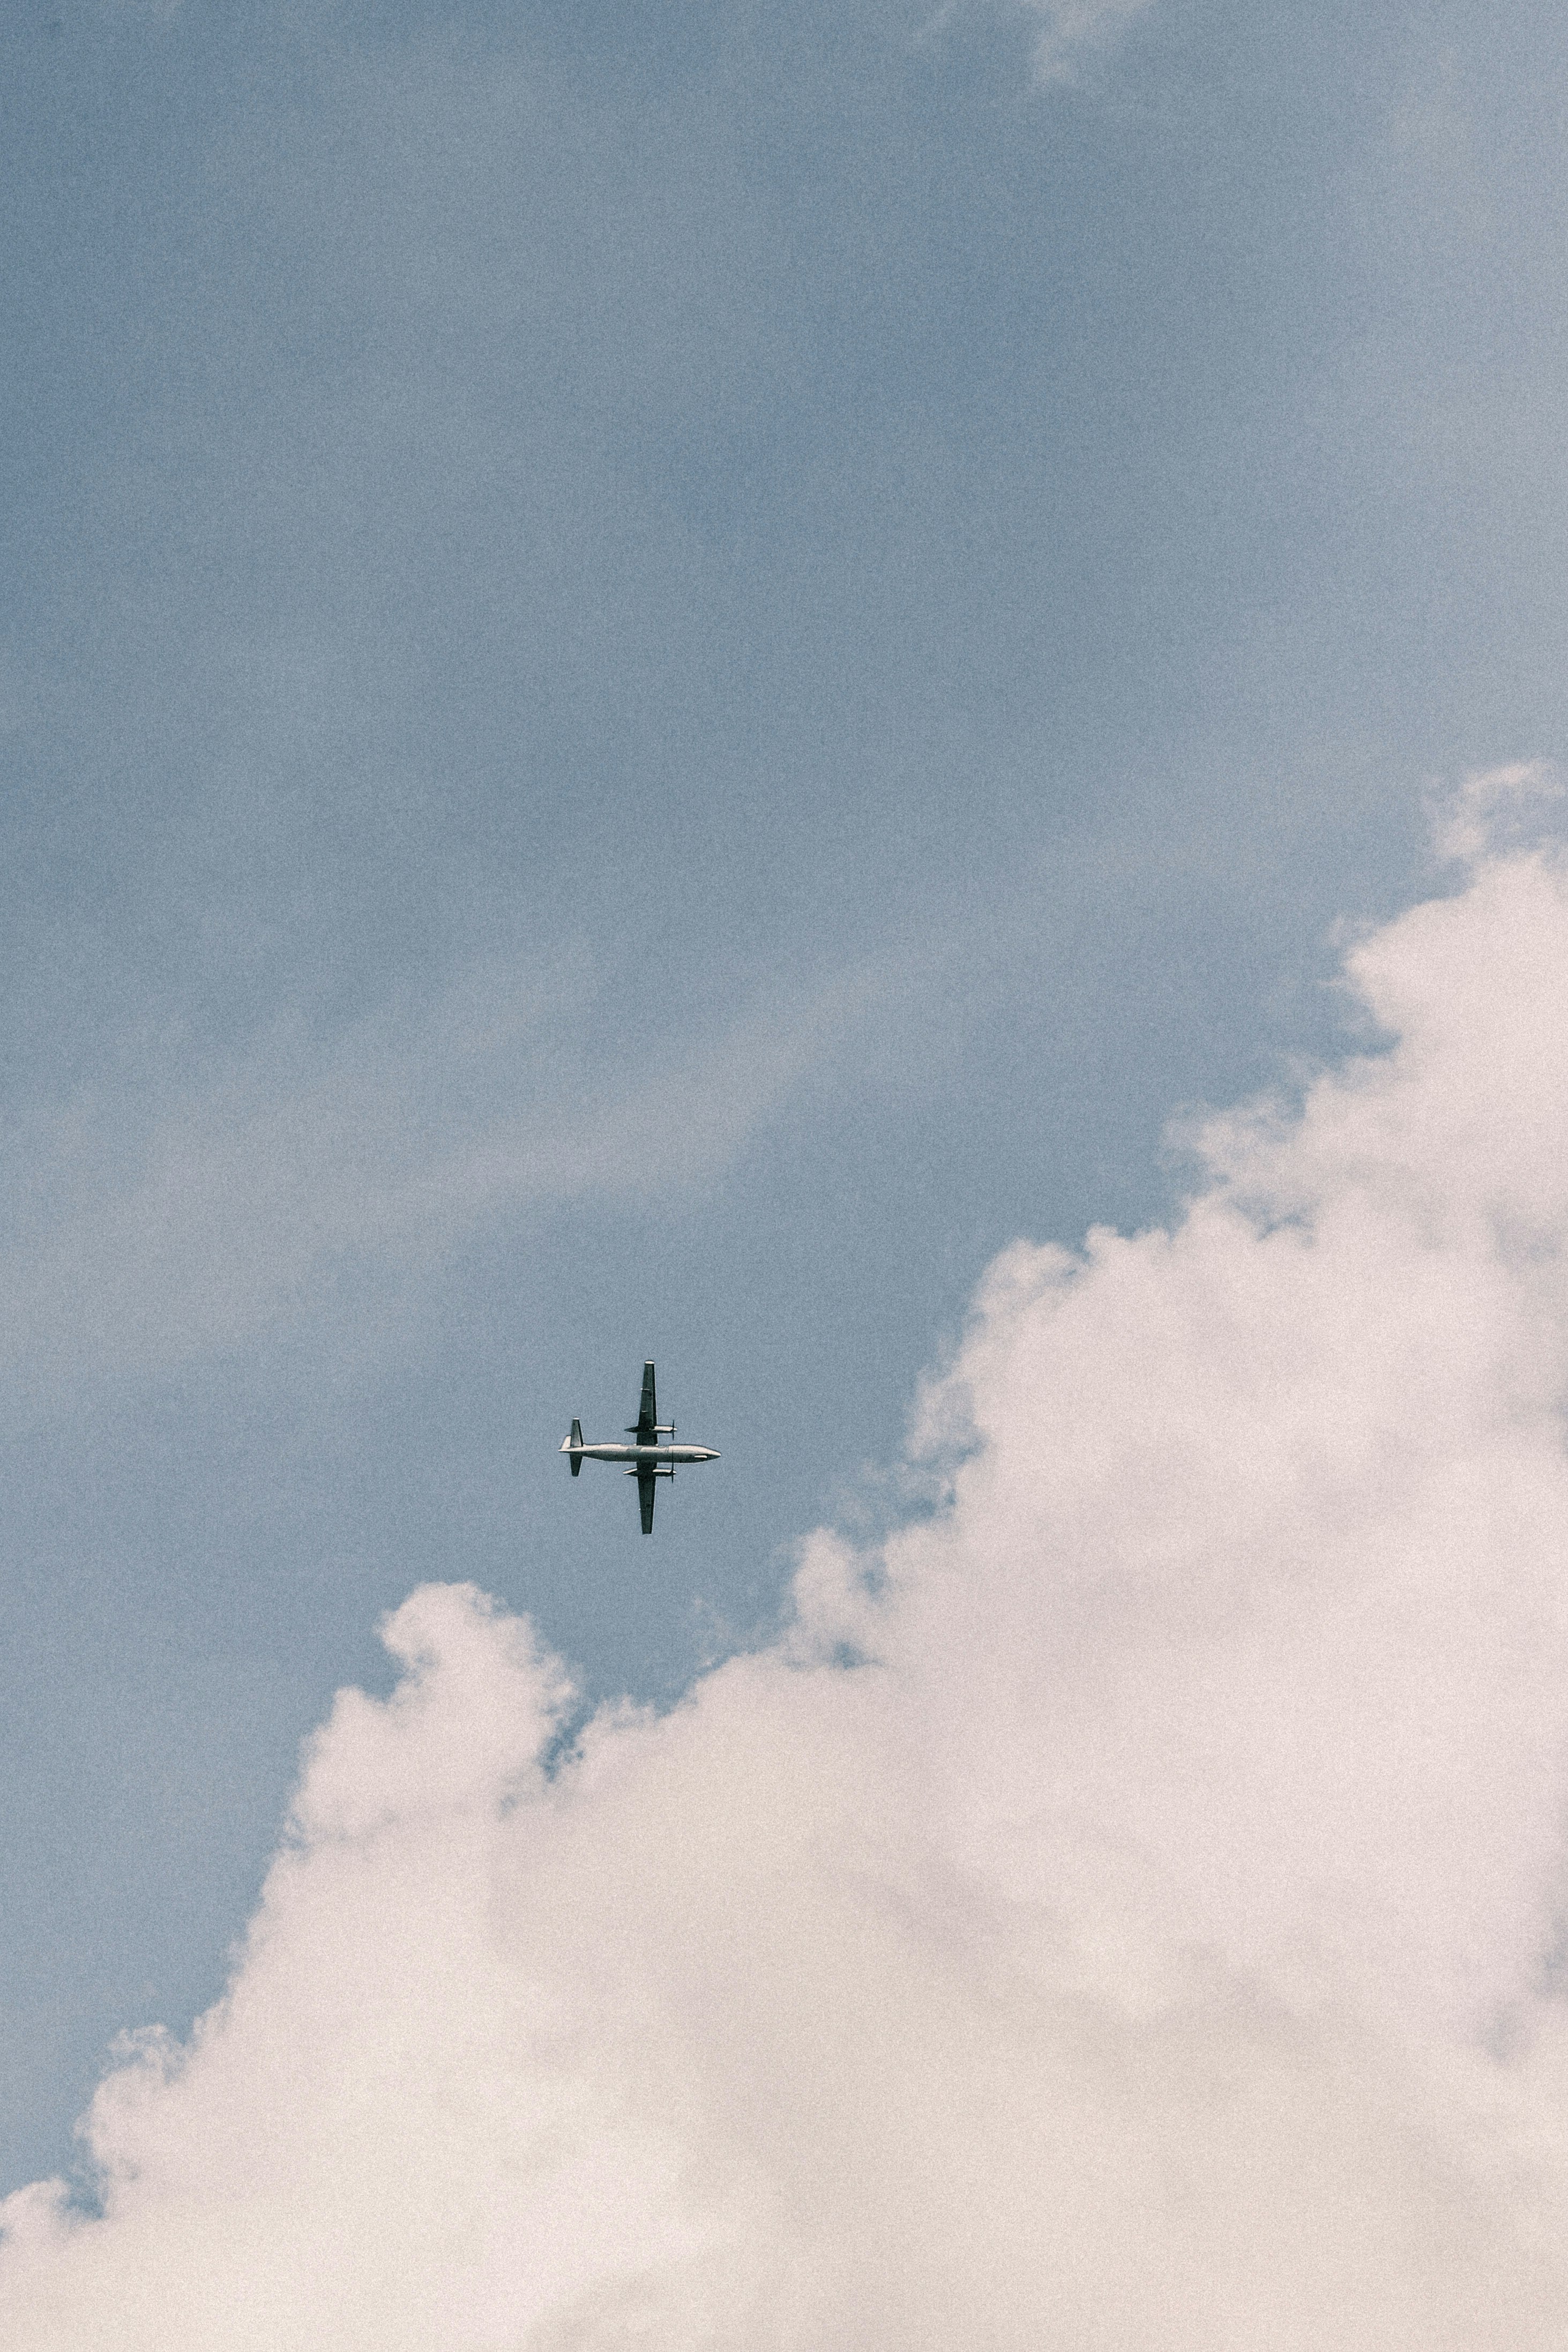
left=561, top=1361, right=720, bottom=1534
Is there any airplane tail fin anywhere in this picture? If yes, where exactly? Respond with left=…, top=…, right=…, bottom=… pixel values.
left=562, top=1418, right=584, bottom=1475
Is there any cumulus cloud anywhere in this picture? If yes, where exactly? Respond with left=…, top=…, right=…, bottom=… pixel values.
left=9, top=791, right=1568, bottom=2343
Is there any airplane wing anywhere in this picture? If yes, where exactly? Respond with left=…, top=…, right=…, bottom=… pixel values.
left=633, top=1361, right=658, bottom=1444
left=637, top=1469, right=656, bottom=1535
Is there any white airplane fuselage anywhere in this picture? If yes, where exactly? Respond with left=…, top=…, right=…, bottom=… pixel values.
left=574, top=1442, right=719, bottom=1466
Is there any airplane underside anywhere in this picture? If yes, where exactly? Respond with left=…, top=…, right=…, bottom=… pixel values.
left=630, top=1462, right=674, bottom=1535
left=561, top=1362, right=719, bottom=1533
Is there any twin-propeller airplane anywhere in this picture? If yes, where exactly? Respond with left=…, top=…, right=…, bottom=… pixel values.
left=561, top=1361, right=719, bottom=1533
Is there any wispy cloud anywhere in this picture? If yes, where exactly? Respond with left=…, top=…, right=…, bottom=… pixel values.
left=7, top=795, right=1568, bottom=2340
left=1020, top=0, right=1160, bottom=81
left=916, top=0, right=1160, bottom=83
left=0, top=949, right=879, bottom=1406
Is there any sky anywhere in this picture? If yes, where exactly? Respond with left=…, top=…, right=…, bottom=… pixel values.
left=11, top=801, right=1568, bottom=2343
left=4, top=0, right=1568, bottom=2328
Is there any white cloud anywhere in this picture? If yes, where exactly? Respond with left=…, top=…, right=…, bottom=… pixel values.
left=9, top=792, right=1568, bottom=2342
left=1430, top=757, right=1562, bottom=866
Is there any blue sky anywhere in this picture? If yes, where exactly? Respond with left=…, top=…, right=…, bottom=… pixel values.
left=2, top=0, right=1566, bottom=2195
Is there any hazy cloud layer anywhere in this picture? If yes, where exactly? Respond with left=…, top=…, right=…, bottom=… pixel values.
left=8, top=796, right=1568, bottom=2342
